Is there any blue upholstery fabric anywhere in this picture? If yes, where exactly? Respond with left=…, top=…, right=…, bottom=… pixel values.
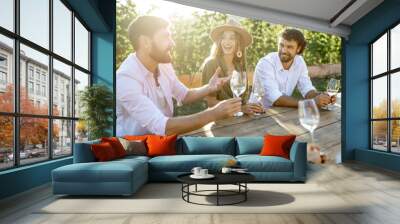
left=235, top=137, right=263, bottom=155
left=149, top=171, right=193, bottom=182
left=115, top=155, right=150, bottom=163
left=149, top=154, right=235, bottom=172
left=73, top=140, right=100, bottom=163
left=52, top=138, right=307, bottom=196
left=177, top=137, right=235, bottom=155
left=52, top=158, right=148, bottom=195
left=247, top=172, right=295, bottom=182
left=148, top=154, right=235, bottom=181
left=289, top=141, right=307, bottom=181
left=236, top=155, right=293, bottom=172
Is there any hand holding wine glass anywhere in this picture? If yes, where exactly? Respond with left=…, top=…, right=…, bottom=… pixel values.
left=325, top=78, right=340, bottom=110
left=250, top=79, right=265, bottom=115
left=230, top=70, right=247, bottom=117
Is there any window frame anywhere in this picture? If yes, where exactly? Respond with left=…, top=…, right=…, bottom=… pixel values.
left=370, top=21, right=400, bottom=154
left=0, top=0, right=92, bottom=171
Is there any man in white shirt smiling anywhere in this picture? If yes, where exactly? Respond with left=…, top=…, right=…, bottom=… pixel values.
left=251, top=29, right=335, bottom=108
left=117, top=16, right=242, bottom=136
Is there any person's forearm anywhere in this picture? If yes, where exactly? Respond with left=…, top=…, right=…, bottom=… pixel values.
left=204, top=96, right=219, bottom=107
left=273, top=96, right=299, bottom=108
left=305, top=90, right=319, bottom=99
left=165, top=108, right=215, bottom=135
left=182, top=85, right=211, bottom=104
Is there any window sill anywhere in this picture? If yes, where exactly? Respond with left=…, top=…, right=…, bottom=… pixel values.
left=0, top=156, right=72, bottom=175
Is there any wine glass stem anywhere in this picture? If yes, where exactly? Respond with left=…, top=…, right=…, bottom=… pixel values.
left=310, top=130, right=315, bottom=144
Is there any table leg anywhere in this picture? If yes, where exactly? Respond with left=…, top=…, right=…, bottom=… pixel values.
left=245, top=183, right=247, bottom=201
left=187, top=184, right=190, bottom=202
left=217, top=184, right=219, bottom=206
left=195, top=184, right=197, bottom=192
left=181, top=184, right=183, bottom=199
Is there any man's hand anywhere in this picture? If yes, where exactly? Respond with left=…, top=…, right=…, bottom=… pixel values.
left=242, top=103, right=264, bottom=115
left=207, top=67, right=231, bottom=93
left=210, top=97, right=242, bottom=120
left=330, top=95, right=337, bottom=105
left=314, top=93, right=331, bottom=108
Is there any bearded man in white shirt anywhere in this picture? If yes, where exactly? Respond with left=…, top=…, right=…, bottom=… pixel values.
left=116, top=16, right=242, bottom=136
left=251, top=29, right=335, bottom=108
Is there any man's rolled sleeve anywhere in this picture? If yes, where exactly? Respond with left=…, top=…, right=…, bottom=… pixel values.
left=172, top=79, right=189, bottom=104
left=117, top=74, right=169, bottom=135
left=254, top=59, right=283, bottom=107
left=297, top=64, right=316, bottom=97
left=167, top=64, right=189, bottom=104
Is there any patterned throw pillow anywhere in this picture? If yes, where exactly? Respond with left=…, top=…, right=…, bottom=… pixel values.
left=118, top=138, right=147, bottom=156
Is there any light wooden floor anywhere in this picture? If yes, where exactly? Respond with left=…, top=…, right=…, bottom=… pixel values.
left=1, top=155, right=400, bottom=224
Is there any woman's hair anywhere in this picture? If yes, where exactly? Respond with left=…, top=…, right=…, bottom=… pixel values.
left=203, top=31, right=247, bottom=72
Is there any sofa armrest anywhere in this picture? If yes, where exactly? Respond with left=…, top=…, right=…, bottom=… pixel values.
left=73, top=140, right=100, bottom=163
left=289, top=141, right=307, bottom=181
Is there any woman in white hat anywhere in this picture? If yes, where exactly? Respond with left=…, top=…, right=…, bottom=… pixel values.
left=201, top=19, right=264, bottom=115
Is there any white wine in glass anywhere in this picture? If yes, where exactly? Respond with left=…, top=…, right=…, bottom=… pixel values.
left=230, top=70, right=247, bottom=117
left=298, top=99, right=320, bottom=144
left=325, top=78, right=340, bottom=110
left=251, top=79, right=265, bottom=115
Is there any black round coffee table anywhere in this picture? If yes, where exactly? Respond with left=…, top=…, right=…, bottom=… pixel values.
left=177, top=172, right=255, bottom=206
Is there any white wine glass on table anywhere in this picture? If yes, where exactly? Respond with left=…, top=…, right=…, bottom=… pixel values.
left=251, top=79, right=265, bottom=116
left=298, top=99, right=320, bottom=145
left=325, top=78, right=340, bottom=110
left=230, top=70, right=247, bottom=117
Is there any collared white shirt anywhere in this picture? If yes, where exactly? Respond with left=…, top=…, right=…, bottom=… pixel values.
left=250, top=52, right=316, bottom=107
left=116, top=53, right=188, bottom=136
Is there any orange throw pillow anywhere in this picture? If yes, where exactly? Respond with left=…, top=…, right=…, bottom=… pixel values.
left=260, top=134, right=296, bottom=159
left=123, top=135, right=151, bottom=141
left=146, top=135, right=177, bottom=157
left=91, top=142, right=117, bottom=161
left=101, top=137, right=127, bottom=158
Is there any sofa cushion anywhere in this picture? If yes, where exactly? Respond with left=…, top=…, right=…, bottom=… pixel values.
left=148, top=154, right=235, bottom=172
left=236, top=155, right=293, bottom=172
left=52, top=158, right=147, bottom=183
left=147, top=135, right=177, bottom=157
left=260, top=134, right=296, bottom=159
left=73, top=139, right=100, bottom=163
left=91, top=142, right=118, bottom=161
left=235, top=137, right=263, bottom=155
left=124, top=135, right=152, bottom=141
left=114, top=155, right=150, bottom=164
left=101, top=137, right=127, bottom=158
left=177, top=137, right=235, bottom=155
left=118, top=138, right=147, bottom=156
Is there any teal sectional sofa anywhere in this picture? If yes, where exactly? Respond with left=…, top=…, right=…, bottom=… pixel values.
left=52, top=137, right=307, bottom=196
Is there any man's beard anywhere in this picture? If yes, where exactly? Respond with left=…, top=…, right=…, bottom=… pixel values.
left=149, top=43, right=172, bottom=63
left=279, top=51, right=294, bottom=63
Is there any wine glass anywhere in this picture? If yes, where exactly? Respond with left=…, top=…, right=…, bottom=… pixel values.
left=298, top=99, right=320, bottom=145
left=250, top=79, right=265, bottom=115
left=230, top=70, right=247, bottom=117
left=325, top=78, right=340, bottom=110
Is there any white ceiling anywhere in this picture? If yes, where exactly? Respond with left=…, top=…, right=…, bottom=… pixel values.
left=166, top=0, right=384, bottom=38
left=226, top=0, right=352, bottom=22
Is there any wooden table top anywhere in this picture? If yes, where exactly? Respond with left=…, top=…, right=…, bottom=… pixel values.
left=184, top=106, right=341, bottom=161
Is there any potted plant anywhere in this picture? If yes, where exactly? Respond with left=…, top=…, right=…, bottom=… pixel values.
left=79, top=84, right=113, bottom=140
